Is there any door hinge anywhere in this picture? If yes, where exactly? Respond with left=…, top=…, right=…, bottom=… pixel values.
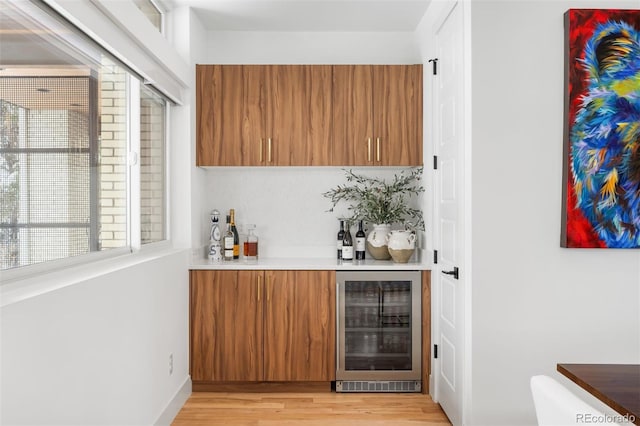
left=434, top=344, right=438, bottom=359
left=428, top=58, right=438, bottom=75
left=433, top=250, right=438, bottom=264
left=433, top=155, right=438, bottom=170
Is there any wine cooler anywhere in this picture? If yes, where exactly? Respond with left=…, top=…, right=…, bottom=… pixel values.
left=336, top=271, right=422, bottom=392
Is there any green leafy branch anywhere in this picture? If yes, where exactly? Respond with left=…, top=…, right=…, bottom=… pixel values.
left=323, top=167, right=425, bottom=230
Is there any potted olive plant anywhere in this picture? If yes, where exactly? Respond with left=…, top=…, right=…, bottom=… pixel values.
left=323, top=167, right=424, bottom=260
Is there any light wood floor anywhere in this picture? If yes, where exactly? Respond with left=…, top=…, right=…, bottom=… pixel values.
left=172, top=392, right=452, bottom=426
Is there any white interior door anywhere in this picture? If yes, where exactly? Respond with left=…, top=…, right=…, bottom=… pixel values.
left=432, top=2, right=465, bottom=425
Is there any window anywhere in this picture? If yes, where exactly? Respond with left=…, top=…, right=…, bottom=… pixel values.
left=133, top=0, right=163, bottom=33
left=140, top=85, right=166, bottom=244
left=0, top=0, right=169, bottom=272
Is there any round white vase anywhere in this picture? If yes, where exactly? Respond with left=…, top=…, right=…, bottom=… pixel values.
left=387, top=230, right=416, bottom=263
left=366, top=224, right=392, bottom=260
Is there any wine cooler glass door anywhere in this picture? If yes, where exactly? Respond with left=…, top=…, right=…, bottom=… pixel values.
left=337, top=271, right=421, bottom=381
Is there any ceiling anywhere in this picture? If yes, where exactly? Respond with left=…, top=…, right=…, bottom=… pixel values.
left=169, top=0, right=431, bottom=32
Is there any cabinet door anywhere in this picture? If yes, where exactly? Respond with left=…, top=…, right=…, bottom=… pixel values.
left=197, top=65, right=240, bottom=166
left=196, top=65, right=266, bottom=166
left=263, top=270, right=336, bottom=381
left=190, top=270, right=263, bottom=382
left=286, top=65, right=333, bottom=166
left=332, top=65, right=374, bottom=166
left=268, top=65, right=333, bottom=166
left=190, top=270, right=216, bottom=381
left=373, top=65, right=423, bottom=166
left=242, top=65, right=269, bottom=165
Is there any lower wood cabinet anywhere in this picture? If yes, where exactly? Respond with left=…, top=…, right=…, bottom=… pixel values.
left=190, top=269, right=336, bottom=385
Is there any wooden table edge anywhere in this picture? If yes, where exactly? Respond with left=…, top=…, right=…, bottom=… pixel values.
left=557, top=363, right=639, bottom=426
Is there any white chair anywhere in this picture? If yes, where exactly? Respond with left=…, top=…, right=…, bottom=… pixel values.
left=530, top=375, right=623, bottom=426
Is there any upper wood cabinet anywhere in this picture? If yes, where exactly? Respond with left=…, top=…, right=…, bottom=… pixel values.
left=197, top=64, right=421, bottom=167
left=332, top=65, right=423, bottom=166
left=196, top=65, right=333, bottom=166
left=190, top=269, right=335, bottom=383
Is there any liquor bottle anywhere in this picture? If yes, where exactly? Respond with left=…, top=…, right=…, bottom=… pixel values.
left=342, top=222, right=353, bottom=261
left=208, top=209, right=222, bottom=262
left=243, top=224, right=259, bottom=261
left=223, top=215, right=234, bottom=261
left=355, top=220, right=366, bottom=260
left=229, top=208, right=240, bottom=259
left=337, top=220, right=345, bottom=260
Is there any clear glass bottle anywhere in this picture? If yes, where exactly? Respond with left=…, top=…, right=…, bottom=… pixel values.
left=243, top=224, right=258, bottom=261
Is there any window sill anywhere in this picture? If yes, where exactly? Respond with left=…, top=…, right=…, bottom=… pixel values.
left=0, top=244, right=188, bottom=307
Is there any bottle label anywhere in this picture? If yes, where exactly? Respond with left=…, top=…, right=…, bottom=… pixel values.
left=342, top=246, right=354, bottom=260
left=355, top=237, right=365, bottom=251
left=224, top=236, right=234, bottom=259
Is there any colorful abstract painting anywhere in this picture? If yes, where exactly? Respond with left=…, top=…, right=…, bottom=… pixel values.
left=562, top=9, right=640, bottom=248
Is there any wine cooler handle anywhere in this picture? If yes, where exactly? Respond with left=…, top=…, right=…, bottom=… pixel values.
left=335, top=281, right=340, bottom=372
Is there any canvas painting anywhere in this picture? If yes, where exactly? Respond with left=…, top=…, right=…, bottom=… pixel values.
left=562, top=9, right=640, bottom=248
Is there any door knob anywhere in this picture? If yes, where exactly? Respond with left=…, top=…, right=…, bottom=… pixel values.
left=442, top=267, right=459, bottom=280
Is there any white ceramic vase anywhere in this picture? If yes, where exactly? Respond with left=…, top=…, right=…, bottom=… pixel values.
left=387, top=230, right=416, bottom=263
left=366, top=224, right=392, bottom=260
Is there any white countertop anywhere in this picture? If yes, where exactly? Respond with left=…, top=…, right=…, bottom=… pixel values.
left=189, top=256, right=430, bottom=271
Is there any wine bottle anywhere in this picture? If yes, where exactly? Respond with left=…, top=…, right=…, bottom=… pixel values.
left=342, top=223, right=353, bottom=261
left=223, top=215, right=234, bottom=261
left=230, top=209, right=240, bottom=259
left=355, top=220, right=366, bottom=260
left=337, top=220, right=345, bottom=260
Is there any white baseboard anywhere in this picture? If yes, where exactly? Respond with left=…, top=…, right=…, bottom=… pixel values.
left=154, top=376, right=192, bottom=426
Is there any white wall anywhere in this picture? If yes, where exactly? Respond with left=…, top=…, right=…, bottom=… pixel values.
left=469, top=1, right=640, bottom=425
left=206, top=31, right=420, bottom=64
left=1, top=251, right=190, bottom=425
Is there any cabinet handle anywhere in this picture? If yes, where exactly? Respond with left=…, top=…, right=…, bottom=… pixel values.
left=267, top=138, right=272, bottom=163
left=376, top=137, right=381, bottom=162
left=266, top=274, right=271, bottom=302
left=259, top=139, right=263, bottom=163
left=257, top=275, right=261, bottom=301
left=367, top=138, right=372, bottom=162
